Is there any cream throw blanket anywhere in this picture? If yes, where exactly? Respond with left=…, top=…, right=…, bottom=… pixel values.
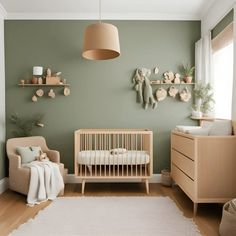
left=23, top=160, right=64, bottom=206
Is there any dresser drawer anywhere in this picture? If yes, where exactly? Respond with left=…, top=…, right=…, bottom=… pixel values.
left=171, top=133, right=195, bottom=160
left=171, top=164, right=194, bottom=199
left=171, top=149, right=195, bottom=180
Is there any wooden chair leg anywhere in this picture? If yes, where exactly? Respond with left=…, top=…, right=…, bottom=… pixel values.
left=81, top=179, right=86, bottom=195
left=145, top=179, right=149, bottom=194
left=193, top=203, right=198, bottom=216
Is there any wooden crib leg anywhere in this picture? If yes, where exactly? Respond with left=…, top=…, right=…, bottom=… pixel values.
left=81, top=179, right=86, bottom=195
left=145, top=179, right=149, bottom=194
left=193, top=203, right=198, bottom=216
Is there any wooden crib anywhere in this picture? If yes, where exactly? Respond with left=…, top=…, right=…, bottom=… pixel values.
left=74, top=129, right=153, bottom=194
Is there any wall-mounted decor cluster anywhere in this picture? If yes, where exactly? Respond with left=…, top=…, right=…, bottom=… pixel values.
left=132, top=66, right=194, bottom=110
left=18, top=66, right=70, bottom=102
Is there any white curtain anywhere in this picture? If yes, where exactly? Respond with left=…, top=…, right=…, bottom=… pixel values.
left=195, top=32, right=213, bottom=85
left=232, top=5, right=236, bottom=120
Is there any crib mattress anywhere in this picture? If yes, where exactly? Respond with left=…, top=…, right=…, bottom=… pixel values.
left=77, top=150, right=150, bottom=165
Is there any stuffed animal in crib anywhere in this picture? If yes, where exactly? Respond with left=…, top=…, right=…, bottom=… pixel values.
left=36, top=150, right=48, bottom=161
left=132, top=69, right=144, bottom=103
left=140, top=68, right=157, bottom=109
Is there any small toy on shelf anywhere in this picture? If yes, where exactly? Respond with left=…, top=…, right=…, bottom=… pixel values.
left=163, top=71, right=174, bottom=84
left=174, top=73, right=181, bottom=84
left=31, top=76, right=38, bottom=84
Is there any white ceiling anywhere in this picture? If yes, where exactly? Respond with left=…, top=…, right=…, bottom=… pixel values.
left=0, top=0, right=216, bottom=20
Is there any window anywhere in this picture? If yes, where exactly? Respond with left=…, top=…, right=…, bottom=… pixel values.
left=212, top=23, right=234, bottom=119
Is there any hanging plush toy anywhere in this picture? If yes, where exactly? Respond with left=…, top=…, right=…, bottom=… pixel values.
left=36, top=150, right=48, bottom=161
left=132, top=69, right=144, bottom=103
left=139, top=68, right=157, bottom=109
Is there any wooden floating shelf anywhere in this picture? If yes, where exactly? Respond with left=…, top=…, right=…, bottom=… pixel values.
left=150, top=82, right=195, bottom=85
left=18, top=84, right=70, bottom=87
left=190, top=116, right=215, bottom=120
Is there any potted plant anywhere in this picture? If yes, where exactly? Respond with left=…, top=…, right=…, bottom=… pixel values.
left=193, top=82, right=215, bottom=117
left=10, top=113, right=44, bottom=137
left=180, top=63, right=195, bottom=83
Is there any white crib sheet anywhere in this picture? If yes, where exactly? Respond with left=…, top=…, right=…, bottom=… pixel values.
left=77, top=150, right=150, bottom=165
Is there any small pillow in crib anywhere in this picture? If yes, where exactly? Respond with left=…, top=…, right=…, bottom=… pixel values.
left=16, top=146, right=42, bottom=164
left=110, top=148, right=127, bottom=155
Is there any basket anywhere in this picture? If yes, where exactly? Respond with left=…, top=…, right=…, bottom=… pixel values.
left=161, top=169, right=172, bottom=187
left=219, top=199, right=236, bottom=235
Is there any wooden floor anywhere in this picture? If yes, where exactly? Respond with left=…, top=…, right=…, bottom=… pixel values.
left=0, top=183, right=222, bottom=236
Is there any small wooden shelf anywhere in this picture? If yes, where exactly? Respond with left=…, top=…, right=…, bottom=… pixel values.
left=150, top=81, right=195, bottom=85
left=190, top=116, right=215, bottom=120
left=18, top=84, right=70, bottom=87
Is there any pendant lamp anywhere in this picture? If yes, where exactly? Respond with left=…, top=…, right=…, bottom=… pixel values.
left=82, top=0, right=120, bottom=60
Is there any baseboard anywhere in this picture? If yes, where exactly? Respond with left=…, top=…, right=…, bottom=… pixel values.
left=0, top=174, right=161, bottom=194
left=65, top=174, right=161, bottom=184
left=0, top=177, right=8, bottom=194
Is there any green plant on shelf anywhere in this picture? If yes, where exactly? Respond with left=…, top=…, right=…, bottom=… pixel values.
left=193, top=82, right=215, bottom=113
left=179, top=63, right=195, bottom=77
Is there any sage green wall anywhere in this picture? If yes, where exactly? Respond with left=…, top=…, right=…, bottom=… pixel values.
left=4, top=20, right=200, bottom=174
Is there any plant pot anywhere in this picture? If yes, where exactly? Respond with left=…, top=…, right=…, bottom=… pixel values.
left=184, top=76, right=192, bottom=83
left=191, top=110, right=202, bottom=118
left=31, top=76, right=38, bottom=84
left=196, top=98, right=202, bottom=111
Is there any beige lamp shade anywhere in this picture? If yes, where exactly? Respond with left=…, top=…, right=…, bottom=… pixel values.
left=82, top=23, right=120, bottom=60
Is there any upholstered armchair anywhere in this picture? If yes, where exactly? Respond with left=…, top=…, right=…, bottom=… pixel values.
left=6, top=136, right=65, bottom=195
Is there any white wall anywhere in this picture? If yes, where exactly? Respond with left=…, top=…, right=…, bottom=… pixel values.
left=0, top=5, right=6, bottom=180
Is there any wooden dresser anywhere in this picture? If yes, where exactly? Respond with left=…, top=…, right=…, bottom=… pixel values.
left=171, top=130, right=236, bottom=215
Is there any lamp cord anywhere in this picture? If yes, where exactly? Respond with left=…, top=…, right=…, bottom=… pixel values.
left=99, top=0, right=101, bottom=23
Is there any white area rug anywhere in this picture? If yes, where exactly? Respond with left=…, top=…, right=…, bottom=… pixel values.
left=11, top=197, right=201, bottom=236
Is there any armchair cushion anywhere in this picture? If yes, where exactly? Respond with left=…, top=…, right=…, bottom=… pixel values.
left=16, top=146, right=42, bottom=164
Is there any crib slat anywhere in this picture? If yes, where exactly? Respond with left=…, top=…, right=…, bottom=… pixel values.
left=140, top=134, right=142, bottom=177
left=95, top=134, right=97, bottom=177
left=126, top=134, right=128, bottom=176
left=99, top=134, right=101, bottom=177
left=117, top=134, right=119, bottom=177
left=109, top=134, right=111, bottom=177
left=135, top=134, right=138, bottom=177
left=122, top=134, right=124, bottom=177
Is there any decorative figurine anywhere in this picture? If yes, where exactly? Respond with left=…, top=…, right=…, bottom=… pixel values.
left=156, top=88, right=167, bottom=101
left=48, top=89, right=55, bottom=98
left=46, top=68, right=52, bottom=77
left=180, top=87, right=191, bottom=102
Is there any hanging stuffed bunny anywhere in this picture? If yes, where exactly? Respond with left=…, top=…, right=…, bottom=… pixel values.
left=139, top=68, right=157, bottom=109
left=132, top=69, right=144, bottom=103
